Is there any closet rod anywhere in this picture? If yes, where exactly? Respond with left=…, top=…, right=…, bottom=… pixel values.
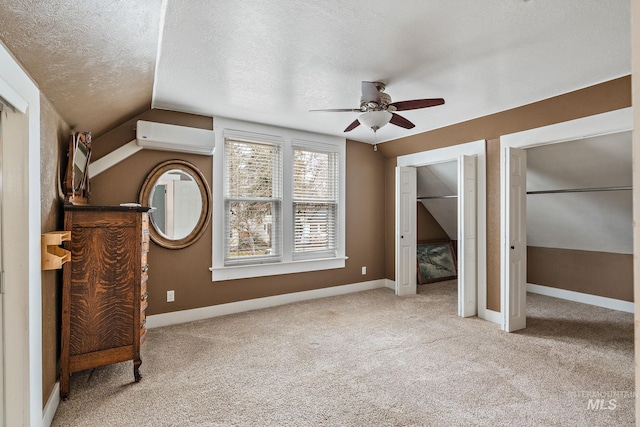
left=417, top=195, right=458, bottom=200
left=417, top=186, right=632, bottom=199
left=527, top=186, right=632, bottom=195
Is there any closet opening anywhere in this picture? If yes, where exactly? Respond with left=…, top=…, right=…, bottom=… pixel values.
left=500, top=108, right=633, bottom=332
left=395, top=139, right=488, bottom=320
left=416, top=161, right=459, bottom=311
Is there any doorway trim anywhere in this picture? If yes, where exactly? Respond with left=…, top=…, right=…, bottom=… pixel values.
left=500, top=107, right=633, bottom=332
left=397, top=139, right=495, bottom=322
left=0, top=43, right=42, bottom=425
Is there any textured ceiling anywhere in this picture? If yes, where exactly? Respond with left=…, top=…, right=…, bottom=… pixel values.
left=0, top=0, right=631, bottom=143
left=153, top=0, right=630, bottom=144
left=0, top=0, right=162, bottom=137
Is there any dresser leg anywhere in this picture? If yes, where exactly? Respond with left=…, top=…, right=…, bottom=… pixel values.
left=60, top=371, right=70, bottom=400
left=134, top=358, right=142, bottom=382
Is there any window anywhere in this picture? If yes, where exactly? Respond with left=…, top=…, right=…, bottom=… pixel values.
left=211, top=119, right=346, bottom=281
left=293, top=148, right=338, bottom=259
left=224, top=139, right=282, bottom=264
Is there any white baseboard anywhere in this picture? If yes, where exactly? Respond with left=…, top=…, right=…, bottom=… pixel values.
left=147, top=279, right=388, bottom=329
left=527, top=283, right=634, bottom=313
left=42, top=381, right=60, bottom=427
left=385, top=279, right=395, bottom=290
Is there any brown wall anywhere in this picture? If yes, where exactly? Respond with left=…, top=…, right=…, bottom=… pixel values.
left=40, top=95, right=70, bottom=406
left=528, top=247, right=633, bottom=301
left=90, top=110, right=387, bottom=315
left=381, top=76, right=632, bottom=312
left=416, top=202, right=448, bottom=242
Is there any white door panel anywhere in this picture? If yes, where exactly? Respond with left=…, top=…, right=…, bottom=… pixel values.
left=503, top=147, right=527, bottom=332
left=396, top=166, right=417, bottom=296
left=458, top=155, right=477, bottom=317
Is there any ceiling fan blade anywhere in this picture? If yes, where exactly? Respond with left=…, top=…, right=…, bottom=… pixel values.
left=389, top=98, right=445, bottom=111
left=309, top=108, right=362, bottom=112
left=390, top=113, right=415, bottom=129
left=344, top=119, right=360, bottom=132
left=361, top=81, right=381, bottom=104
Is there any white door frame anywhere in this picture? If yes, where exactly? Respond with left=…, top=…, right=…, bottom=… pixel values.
left=1, top=43, right=42, bottom=425
left=500, top=107, right=633, bottom=331
left=0, top=103, right=4, bottom=425
left=397, top=140, right=495, bottom=322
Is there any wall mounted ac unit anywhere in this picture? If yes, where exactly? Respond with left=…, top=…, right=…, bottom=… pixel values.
left=136, top=120, right=215, bottom=155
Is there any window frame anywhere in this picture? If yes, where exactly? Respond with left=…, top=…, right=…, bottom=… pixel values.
left=223, top=137, right=283, bottom=266
left=211, top=118, right=346, bottom=281
left=291, top=144, right=339, bottom=261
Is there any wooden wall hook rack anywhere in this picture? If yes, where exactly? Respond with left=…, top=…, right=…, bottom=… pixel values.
left=41, top=231, right=71, bottom=270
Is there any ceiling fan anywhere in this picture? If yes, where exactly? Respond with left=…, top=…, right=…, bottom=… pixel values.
left=310, top=81, right=445, bottom=133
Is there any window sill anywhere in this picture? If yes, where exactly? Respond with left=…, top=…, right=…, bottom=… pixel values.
left=210, top=256, right=348, bottom=281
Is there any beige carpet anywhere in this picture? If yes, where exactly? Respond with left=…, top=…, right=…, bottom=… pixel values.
left=52, top=281, right=634, bottom=426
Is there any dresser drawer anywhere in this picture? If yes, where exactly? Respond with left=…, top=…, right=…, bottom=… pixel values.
left=139, top=301, right=147, bottom=345
left=140, top=300, right=148, bottom=330
left=141, top=251, right=148, bottom=269
left=141, top=280, right=148, bottom=302
left=140, top=310, right=147, bottom=329
left=140, top=327, right=147, bottom=346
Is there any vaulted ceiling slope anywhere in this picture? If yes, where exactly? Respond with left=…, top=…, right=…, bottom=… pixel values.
left=417, top=131, right=633, bottom=254
left=0, top=1, right=631, bottom=143
left=527, top=131, right=632, bottom=254
left=0, top=0, right=162, bottom=137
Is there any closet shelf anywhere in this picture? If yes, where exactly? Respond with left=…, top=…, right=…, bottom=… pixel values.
left=41, top=231, right=71, bottom=270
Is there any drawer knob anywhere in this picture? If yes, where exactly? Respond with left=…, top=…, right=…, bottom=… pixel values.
left=141, top=292, right=148, bottom=301
left=142, top=264, right=149, bottom=273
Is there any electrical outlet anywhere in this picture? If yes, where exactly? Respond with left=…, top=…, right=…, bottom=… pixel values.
left=361, top=266, right=367, bottom=275
left=167, top=290, right=175, bottom=302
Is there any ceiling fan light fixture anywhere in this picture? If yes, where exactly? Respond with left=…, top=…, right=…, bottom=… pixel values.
left=358, top=110, right=392, bottom=132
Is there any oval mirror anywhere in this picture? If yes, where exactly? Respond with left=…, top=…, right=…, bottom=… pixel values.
left=138, top=160, right=211, bottom=249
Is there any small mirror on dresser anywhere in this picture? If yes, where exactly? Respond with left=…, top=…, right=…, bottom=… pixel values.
left=65, top=131, right=92, bottom=204
left=138, top=159, right=211, bottom=249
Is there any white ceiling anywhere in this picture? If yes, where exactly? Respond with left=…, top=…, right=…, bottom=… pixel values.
left=153, top=0, right=631, bottom=144
left=0, top=0, right=631, bottom=143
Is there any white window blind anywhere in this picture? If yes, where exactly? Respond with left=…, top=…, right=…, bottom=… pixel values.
left=293, top=148, right=338, bottom=257
left=212, top=118, right=346, bottom=281
left=224, top=138, right=282, bottom=264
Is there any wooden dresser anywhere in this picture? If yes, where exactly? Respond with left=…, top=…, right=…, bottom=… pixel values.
left=60, top=204, right=151, bottom=399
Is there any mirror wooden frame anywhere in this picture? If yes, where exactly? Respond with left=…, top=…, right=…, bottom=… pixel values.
left=65, top=131, right=92, bottom=204
left=138, top=159, right=211, bottom=249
